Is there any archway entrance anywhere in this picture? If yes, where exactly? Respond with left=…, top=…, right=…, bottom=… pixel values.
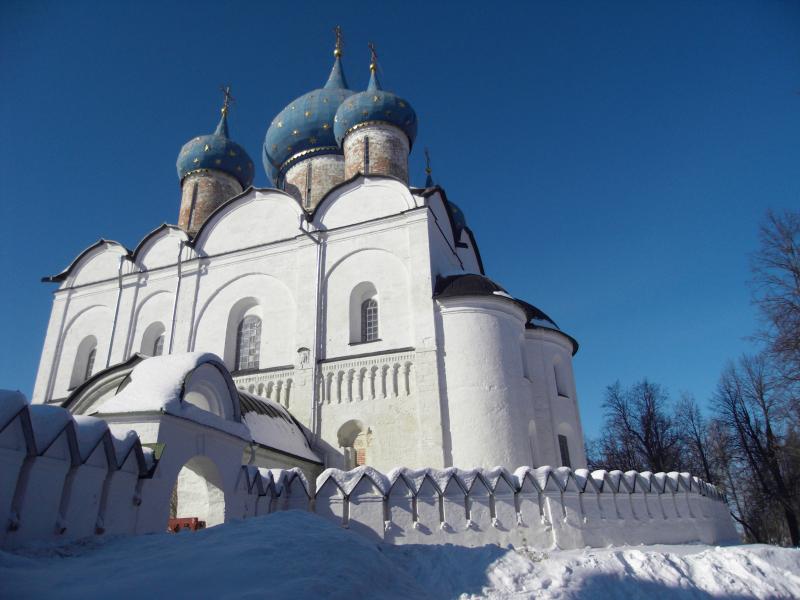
left=169, top=455, right=226, bottom=531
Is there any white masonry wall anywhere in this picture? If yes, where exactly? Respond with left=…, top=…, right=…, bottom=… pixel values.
left=30, top=176, right=584, bottom=473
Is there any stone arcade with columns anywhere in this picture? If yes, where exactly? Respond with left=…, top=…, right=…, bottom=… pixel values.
left=6, top=35, right=737, bottom=548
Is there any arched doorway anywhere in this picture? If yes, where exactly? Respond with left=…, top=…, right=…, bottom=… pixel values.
left=169, top=456, right=226, bottom=530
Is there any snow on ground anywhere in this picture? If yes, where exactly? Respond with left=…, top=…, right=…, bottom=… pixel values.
left=1, top=511, right=798, bottom=600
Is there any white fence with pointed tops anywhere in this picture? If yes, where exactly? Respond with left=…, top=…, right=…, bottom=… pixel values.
left=1, top=387, right=738, bottom=550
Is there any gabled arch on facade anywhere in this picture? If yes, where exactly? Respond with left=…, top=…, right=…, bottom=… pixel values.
left=313, top=174, right=419, bottom=230
left=51, top=304, right=113, bottom=400
left=131, top=224, right=188, bottom=271
left=43, top=239, right=132, bottom=289
left=191, top=188, right=304, bottom=256
left=192, top=273, right=295, bottom=372
left=325, top=247, right=411, bottom=353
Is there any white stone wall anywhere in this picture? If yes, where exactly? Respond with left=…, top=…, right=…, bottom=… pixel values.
left=0, top=389, right=738, bottom=551
left=311, top=467, right=739, bottom=548
left=31, top=176, right=577, bottom=472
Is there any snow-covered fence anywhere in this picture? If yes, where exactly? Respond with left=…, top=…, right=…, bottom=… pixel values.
left=309, top=466, right=739, bottom=549
left=1, top=385, right=738, bottom=551
left=0, top=391, right=154, bottom=550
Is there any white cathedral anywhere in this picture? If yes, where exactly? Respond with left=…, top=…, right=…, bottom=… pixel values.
left=29, top=38, right=587, bottom=482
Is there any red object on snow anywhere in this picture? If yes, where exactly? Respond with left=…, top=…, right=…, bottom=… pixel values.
left=167, top=517, right=206, bottom=533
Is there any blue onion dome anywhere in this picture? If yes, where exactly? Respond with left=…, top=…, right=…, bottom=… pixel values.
left=263, top=43, right=355, bottom=183
left=333, top=48, right=418, bottom=148
left=177, top=99, right=254, bottom=188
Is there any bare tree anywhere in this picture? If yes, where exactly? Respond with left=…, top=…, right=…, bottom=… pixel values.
left=590, top=379, right=682, bottom=473
left=714, top=354, right=799, bottom=546
left=675, top=394, right=714, bottom=483
left=752, top=209, right=800, bottom=392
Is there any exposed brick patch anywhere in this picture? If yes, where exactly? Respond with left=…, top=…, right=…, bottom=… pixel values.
left=344, top=124, right=409, bottom=183
left=284, top=154, right=345, bottom=211
left=179, top=171, right=242, bottom=234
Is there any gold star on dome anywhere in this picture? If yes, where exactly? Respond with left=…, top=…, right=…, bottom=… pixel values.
left=287, top=145, right=293, bottom=152
left=193, top=157, right=200, bottom=164
left=215, top=159, right=222, bottom=165
left=292, top=129, right=299, bottom=135
left=305, top=111, right=312, bottom=118
left=229, top=149, right=237, bottom=157
left=204, top=144, right=210, bottom=151
left=399, top=101, right=406, bottom=108
left=322, top=123, right=330, bottom=129
left=362, top=109, right=369, bottom=116
left=323, top=97, right=329, bottom=103
left=277, top=121, right=283, bottom=128
left=309, top=137, right=317, bottom=144
left=290, top=105, right=296, bottom=110
left=373, top=95, right=380, bottom=102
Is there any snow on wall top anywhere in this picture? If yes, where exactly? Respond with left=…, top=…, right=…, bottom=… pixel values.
left=0, top=389, right=28, bottom=430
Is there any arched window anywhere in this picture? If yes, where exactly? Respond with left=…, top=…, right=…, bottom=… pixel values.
left=152, top=334, right=165, bottom=357
left=70, top=335, right=98, bottom=389
left=84, top=347, right=96, bottom=381
left=141, top=322, right=166, bottom=357
left=554, top=361, right=570, bottom=398
left=361, top=298, right=379, bottom=343
left=235, top=315, right=261, bottom=371
left=558, top=434, right=572, bottom=469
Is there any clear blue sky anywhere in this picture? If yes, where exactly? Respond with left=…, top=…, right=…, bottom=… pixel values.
left=1, top=1, right=797, bottom=438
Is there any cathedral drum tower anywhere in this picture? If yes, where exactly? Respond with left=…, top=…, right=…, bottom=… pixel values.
left=334, top=43, right=417, bottom=183
left=263, top=26, right=354, bottom=210
left=176, top=87, right=254, bottom=235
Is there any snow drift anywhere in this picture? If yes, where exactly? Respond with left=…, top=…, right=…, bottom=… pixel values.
left=1, top=511, right=797, bottom=600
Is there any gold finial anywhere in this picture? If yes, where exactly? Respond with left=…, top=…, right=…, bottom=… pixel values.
left=220, top=85, right=235, bottom=116
left=368, top=41, right=378, bottom=73
left=424, top=147, right=432, bottom=175
left=334, top=25, right=343, bottom=57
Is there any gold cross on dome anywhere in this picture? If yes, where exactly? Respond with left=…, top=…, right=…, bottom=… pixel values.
left=368, top=42, right=378, bottom=73
left=220, top=85, right=235, bottom=115
left=334, top=25, right=343, bottom=57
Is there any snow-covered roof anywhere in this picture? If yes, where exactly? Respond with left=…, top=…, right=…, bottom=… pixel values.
left=95, top=352, right=250, bottom=440
left=239, top=391, right=321, bottom=463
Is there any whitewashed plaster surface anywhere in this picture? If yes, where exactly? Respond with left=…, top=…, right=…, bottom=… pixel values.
left=32, top=176, right=586, bottom=472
